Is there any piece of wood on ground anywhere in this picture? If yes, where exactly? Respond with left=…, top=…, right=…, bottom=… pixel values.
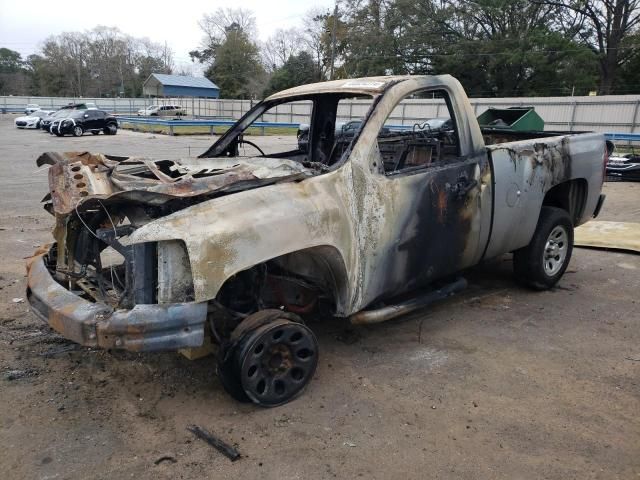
left=574, top=221, right=640, bottom=253
left=178, top=335, right=215, bottom=360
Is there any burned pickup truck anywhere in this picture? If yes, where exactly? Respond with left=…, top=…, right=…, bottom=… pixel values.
left=27, top=75, right=607, bottom=406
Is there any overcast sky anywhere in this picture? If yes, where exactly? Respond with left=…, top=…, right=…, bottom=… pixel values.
left=0, top=0, right=333, bottom=73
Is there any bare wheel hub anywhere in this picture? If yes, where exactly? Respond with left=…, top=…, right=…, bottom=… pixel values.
left=237, top=319, right=318, bottom=407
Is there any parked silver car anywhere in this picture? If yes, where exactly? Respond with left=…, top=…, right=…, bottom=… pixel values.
left=137, top=105, right=186, bottom=117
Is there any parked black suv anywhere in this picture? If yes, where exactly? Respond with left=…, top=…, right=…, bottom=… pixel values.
left=51, top=110, right=118, bottom=137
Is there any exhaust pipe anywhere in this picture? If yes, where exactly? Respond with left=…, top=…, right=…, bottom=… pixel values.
left=350, top=277, right=467, bottom=325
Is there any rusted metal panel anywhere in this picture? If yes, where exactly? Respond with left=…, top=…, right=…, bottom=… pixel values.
left=27, top=247, right=207, bottom=351
left=41, top=151, right=316, bottom=216
left=128, top=167, right=358, bottom=313
left=157, top=240, right=194, bottom=304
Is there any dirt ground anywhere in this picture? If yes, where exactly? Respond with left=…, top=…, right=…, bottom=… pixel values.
left=0, top=115, right=638, bottom=480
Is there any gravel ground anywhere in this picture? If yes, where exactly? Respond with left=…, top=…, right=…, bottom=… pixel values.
left=0, top=115, right=638, bottom=480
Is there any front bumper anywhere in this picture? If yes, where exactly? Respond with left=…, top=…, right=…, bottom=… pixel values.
left=26, top=245, right=207, bottom=352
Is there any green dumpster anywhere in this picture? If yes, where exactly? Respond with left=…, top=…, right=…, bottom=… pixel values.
left=477, top=107, right=544, bottom=131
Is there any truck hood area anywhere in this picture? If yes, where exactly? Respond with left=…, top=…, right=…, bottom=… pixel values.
left=38, top=151, right=317, bottom=216
left=34, top=150, right=323, bottom=311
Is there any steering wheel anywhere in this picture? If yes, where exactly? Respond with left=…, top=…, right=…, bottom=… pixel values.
left=238, top=136, right=265, bottom=156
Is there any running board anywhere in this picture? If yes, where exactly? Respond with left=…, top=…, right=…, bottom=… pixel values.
left=349, top=277, right=468, bottom=325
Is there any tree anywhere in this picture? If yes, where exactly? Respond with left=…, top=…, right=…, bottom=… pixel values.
left=0, top=48, right=24, bottom=73
left=262, top=28, right=302, bottom=71
left=190, top=8, right=257, bottom=64
left=539, top=0, right=640, bottom=94
left=615, top=31, right=640, bottom=93
left=24, top=28, right=173, bottom=97
left=332, top=0, right=600, bottom=96
left=191, top=9, right=266, bottom=98
left=205, top=23, right=265, bottom=98
left=301, top=8, right=332, bottom=79
left=340, top=0, right=414, bottom=77
left=263, top=51, right=319, bottom=96
left=431, top=0, right=599, bottom=96
left=0, top=48, right=30, bottom=95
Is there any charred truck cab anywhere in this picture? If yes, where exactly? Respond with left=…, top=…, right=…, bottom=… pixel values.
left=27, top=75, right=607, bottom=406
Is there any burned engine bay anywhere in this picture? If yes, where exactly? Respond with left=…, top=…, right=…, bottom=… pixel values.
left=38, top=151, right=322, bottom=310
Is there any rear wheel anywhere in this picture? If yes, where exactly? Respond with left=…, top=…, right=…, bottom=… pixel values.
left=104, top=123, right=117, bottom=135
left=73, top=126, right=83, bottom=137
left=513, top=207, right=573, bottom=290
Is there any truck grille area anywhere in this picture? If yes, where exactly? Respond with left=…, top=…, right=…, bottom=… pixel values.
left=55, top=220, right=157, bottom=309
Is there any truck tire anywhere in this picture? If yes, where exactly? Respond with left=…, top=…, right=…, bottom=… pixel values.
left=513, top=206, right=573, bottom=290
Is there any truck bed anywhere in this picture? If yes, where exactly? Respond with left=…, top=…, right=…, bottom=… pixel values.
left=481, top=128, right=584, bottom=146
left=483, top=131, right=605, bottom=259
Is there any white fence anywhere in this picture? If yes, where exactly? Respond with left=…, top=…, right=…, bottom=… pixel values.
left=3, top=93, right=640, bottom=133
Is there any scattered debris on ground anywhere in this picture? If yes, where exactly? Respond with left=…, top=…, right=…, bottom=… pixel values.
left=154, top=455, right=177, bottom=465
left=4, top=368, right=39, bottom=381
left=187, top=425, right=241, bottom=462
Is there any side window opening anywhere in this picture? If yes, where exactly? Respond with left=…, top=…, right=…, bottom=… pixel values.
left=378, top=89, right=461, bottom=175
left=325, top=96, right=374, bottom=166
left=300, top=94, right=375, bottom=166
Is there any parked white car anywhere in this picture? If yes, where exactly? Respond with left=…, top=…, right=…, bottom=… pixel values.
left=15, top=110, right=55, bottom=129
left=137, top=104, right=186, bottom=116
left=25, top=104, right=40, bottom=115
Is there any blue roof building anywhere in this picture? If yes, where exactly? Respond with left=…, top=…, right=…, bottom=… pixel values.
left=143, top=73, right=220, bottom=98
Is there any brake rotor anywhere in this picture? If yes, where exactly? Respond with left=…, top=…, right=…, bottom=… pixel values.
left=237, top=319, right=318, bottom=407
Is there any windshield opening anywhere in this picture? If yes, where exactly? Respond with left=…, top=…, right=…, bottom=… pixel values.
left=199, top=92, right=376, bottom=170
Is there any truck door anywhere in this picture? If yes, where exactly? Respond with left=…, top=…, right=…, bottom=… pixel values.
left=357, top=86, right=490, bottom=302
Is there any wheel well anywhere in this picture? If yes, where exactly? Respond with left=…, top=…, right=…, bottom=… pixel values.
left=215, top=246, right=350, bottom=317
left=268, top=246, right=350, bottom=315
left=542, top=179, right=587, bottom=226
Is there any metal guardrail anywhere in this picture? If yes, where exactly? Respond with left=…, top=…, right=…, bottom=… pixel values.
left=117, top=116, right=419, bottom=136
left=604, top=133, right=640, bottom=142
left=117, top=116, right=301, bottom=135
left=119, top=116, right=640, bottom=141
